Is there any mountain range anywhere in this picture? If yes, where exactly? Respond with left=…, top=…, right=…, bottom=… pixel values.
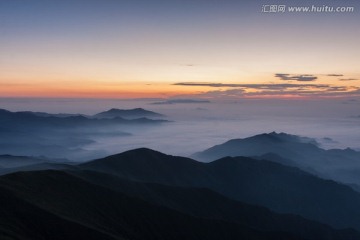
left=81, top=148, right=360, bottom=230
left=1, top=132, right=360, bottom=239
left=1, top=148, right=360, bottom=239
left=0, top=108, right=167, bottom=128
left=0, top=108, right=167, bottom=160
left=193, top=132, right=360, bottom=186
left=0, top=154, right=76, bottom=176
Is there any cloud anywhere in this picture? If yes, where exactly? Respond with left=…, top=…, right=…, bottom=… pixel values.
left=327, top=74, right=344, bottom=77
left=151, top=99, right=211, bottom=105
left=201, top=88, right=358, bottom=98
left=339, top=78, right=358, bottom=81
left=275, top=73, right=318, bottom=82
left=174, top=82, right=360, bottom=98
left=180, top=64, right=196, bottom=67
left=175, top=82, right=237, bottom=87
left=174, top=82, right=329, bottom=89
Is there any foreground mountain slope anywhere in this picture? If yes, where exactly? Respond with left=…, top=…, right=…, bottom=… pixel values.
left=0, top=170, right=302, bottom=240
left=81, top=148, right=360, bottom=230
left=0, top=186, right=117, bottom=240
left=2, top=148, right=360, bottom=239
left=71, top=169, right=360, bottom=240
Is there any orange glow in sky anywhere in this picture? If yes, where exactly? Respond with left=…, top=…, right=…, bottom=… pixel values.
left=1, top=1, right=359, bottom=99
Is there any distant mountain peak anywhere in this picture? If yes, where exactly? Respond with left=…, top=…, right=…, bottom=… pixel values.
left=93, top=108, right=164, bottom=119
left=248, top=132, right=319, bottom=145
left=113, top=147, right=165, bottom=156
left=82, top=148, right=168, bottom=165
left=224, top=132, right=292, bottom=145
left=80, top=148, right=201, bottom=178
left=192, top=132, right=360, bottom=187
left=193, top=132, right=322, bottom=163
left=108, top=107, right=145, bottom=112
left=251, top=132, right=284, bottom=140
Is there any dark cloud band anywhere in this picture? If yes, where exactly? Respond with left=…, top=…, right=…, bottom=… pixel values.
left=275, top=73, right=318, bottom=82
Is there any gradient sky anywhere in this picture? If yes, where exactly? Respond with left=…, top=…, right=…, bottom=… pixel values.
left=1, top=0, right=359, bottom=98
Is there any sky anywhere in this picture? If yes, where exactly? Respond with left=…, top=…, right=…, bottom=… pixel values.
left=1, top=0, right=359, bottom=99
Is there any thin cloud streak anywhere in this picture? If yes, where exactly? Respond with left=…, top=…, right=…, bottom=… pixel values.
left=275, top=73, right=318, bottom=82
left=327, top=74, right=344, bottom=77
left=174, top=82, right=329, bottom=89
left=174, top=82, right=360, bottom=98
left=339, top=78, right=358, bottom=81
left=196, top=88, right=360, bottom=99
left=151, top=99, right=210, bottom=105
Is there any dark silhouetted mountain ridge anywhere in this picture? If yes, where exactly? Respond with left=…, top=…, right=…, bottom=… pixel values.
left=81, top=148, right=360, bottom=230
left=0, top=170, right=308, bottom=240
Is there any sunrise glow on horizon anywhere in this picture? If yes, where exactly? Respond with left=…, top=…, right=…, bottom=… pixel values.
left=1, top=0, right=359, bottom=99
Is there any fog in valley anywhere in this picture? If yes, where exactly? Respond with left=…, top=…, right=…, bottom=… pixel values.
left=1, top=97, right=359, bottom=160
left=2, top=97, right=360, bottom=235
